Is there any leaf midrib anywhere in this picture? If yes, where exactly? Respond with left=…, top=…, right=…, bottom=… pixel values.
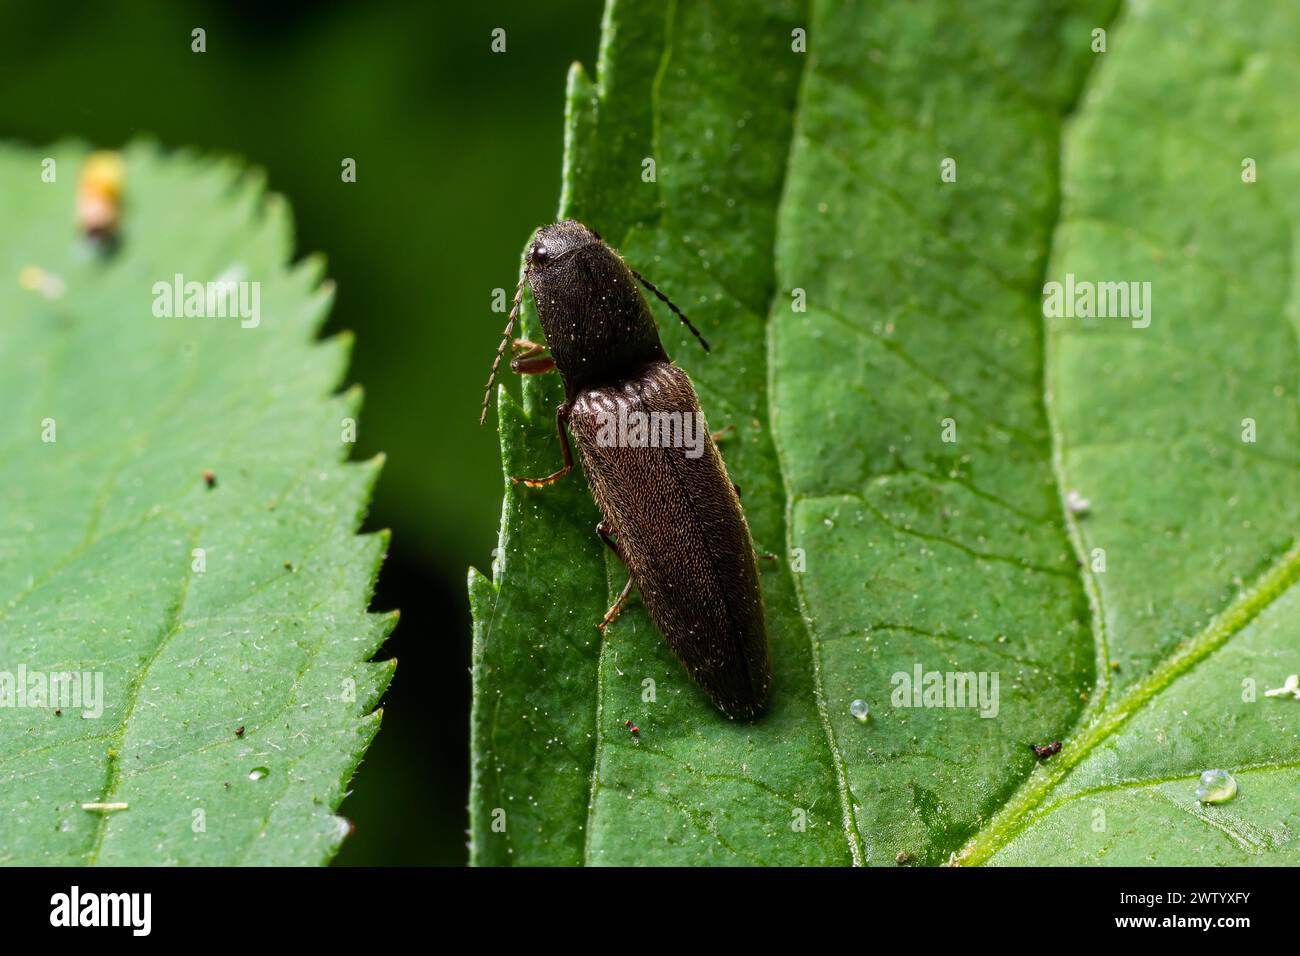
left=87, top=528, right=198, bottom=864
left=764, top=0, right=866, bottom=866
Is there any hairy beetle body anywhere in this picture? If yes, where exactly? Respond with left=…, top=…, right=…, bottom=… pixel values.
left=568, top=362, right=770, bottom=718
left=482, top=220, right=772, bottom=719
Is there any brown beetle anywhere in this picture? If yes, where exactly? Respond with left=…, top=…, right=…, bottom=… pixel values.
left=481, top=221, right=772, bottom=719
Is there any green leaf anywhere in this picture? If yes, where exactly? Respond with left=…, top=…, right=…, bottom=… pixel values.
left=471, top=0, right=1299, bottom=866
left=0, top=142, right=392, bottom=865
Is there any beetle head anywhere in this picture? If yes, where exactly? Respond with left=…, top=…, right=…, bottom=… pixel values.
left=525, top=220, right=599, bottom=274
left=524, top=221, right=667, bottom=397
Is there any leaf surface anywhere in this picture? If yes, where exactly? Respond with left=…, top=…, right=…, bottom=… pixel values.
left=0, top=142, right=391, bottom=865
left=471, top=0, right=1300, bottom=865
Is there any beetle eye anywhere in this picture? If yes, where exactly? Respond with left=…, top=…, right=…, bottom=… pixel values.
left=530, top=242, right=549, bottom=264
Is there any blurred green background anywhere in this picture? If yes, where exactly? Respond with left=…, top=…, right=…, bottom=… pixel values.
left=0, top=0, right=602, bottom=864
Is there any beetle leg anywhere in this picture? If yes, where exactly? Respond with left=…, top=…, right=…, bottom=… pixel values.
left=511, top=354, right=555, bottom=375
left=511, top=403, right=572, bottom=488
left=509, top=339, right=555, bottom=375
left=596, top=520, right=621, bottom=555
left=711, top=423, right=736, bottom=443
left=595, top=521, right=635, bottom=631
left=597, top=575, right=635, bottom=632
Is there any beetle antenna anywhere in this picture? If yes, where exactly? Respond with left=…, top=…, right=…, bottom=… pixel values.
left=631, top=269, right=710, bottom=353
left=480, top=275, right=527, bottom=425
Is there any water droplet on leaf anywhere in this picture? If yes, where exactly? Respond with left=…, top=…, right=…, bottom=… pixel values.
left=1195, top=769, right=1236, bottom=804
